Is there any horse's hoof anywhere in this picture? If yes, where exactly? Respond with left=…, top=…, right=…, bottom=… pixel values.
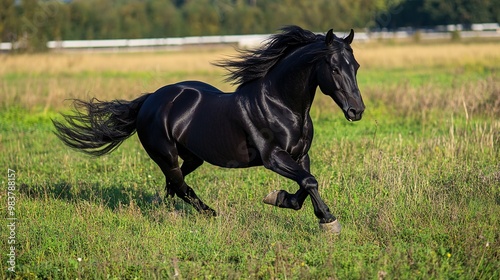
left=202, top=208, right=218, bottom=217
left=262, top=190, right=280, bottom=206
left=319, top=219, right=342, bottom=234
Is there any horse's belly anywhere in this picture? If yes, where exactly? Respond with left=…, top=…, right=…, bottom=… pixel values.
left=182, top=124, right=262, bottom=168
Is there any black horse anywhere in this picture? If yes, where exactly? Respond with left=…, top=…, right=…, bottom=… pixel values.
left=53, top=26, right=365, bottom=233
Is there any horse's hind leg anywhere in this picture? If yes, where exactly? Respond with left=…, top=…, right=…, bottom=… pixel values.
left=178, top=145, right=204, bottom=178
left=176, top=181, right=216, bottom=216
left=145, top=145, right=216, bottom=216
left=175, top=148, right=215, bottom=215
left=165, top=147, right=204, bottom=197
left=156, top=156, right=216, bottom=216
left=165, top=157, right=202, bottom=198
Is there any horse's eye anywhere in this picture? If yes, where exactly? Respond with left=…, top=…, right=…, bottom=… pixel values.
left=332, top=68, right=340, bottom=75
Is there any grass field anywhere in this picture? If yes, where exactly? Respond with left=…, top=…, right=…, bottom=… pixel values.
left=1, top=41, right=499, bottom=279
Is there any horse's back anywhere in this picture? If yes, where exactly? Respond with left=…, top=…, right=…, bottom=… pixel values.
left=137, top=80, right=227, bottom=129
left=139, top=80, right=226, bottom=114
left=136, top=81, right=256, bottom=167
left=175, top=80, right=225, bottom=94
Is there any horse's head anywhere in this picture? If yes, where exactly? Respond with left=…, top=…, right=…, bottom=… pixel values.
left=317, top=29, right=365, bottom=121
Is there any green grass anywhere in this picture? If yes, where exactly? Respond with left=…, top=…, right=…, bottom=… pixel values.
left=1, top=43, right=500, bottom=279
left=360, top=66, right=486, bottom=88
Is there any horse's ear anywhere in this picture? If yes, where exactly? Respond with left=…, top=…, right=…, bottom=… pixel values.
left=325, top=29, right=334, bottom=46
left=344, top=29, right=355, bottom=45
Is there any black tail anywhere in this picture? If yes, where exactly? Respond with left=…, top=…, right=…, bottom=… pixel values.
left=52, top=93, right=152, bottom=156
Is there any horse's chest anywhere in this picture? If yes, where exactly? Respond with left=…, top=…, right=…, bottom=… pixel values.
left=286, top=123, right=313, bottom=160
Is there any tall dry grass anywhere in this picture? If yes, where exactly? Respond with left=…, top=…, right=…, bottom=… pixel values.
left=368, top=76, right=500, bottom=120
left=353, top=42, right=500, bottom=70
left=2, top=42, right=498, bottom=74
left=1, top=42, right=499, bottom=112
left=0, top=48, right=229, bottom=75
left=0, top=49, right=231, bottom=110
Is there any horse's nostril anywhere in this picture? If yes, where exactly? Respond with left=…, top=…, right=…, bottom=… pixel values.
left=347, top=108, right=356, bottom=119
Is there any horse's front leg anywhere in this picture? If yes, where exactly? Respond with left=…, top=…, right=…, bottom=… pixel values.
left=263, top=154, right=311, bottom=210
left=262, top=150, right=341, bottom=233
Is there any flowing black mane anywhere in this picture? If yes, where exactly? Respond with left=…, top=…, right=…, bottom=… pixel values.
left=215, top=25, right=328, bottom=86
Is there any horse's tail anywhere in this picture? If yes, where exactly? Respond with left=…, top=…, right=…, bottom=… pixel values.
left=52, top=93, right=152, bottom=157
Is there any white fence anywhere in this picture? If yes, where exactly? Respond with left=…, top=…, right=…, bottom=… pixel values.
left=1, top=30, right=499, bottom=52
left=45, top=34, right=270, bottom=49
left=0, top=34, right=270, bottom=51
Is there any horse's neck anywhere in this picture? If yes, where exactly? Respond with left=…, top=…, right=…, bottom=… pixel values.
left=268, top=59, right=317, bottom=116
left=234, top=47, right=319, bottom=117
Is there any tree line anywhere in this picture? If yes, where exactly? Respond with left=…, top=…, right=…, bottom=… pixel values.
left=0, top=0, right=498, bottom=51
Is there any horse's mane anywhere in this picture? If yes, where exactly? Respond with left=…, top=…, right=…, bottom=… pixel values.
left=215, top=25, right=327, bottom=86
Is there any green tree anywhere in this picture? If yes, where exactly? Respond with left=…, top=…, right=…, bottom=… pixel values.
left=0, top=0, right=16, bottom=43
left=6, top=0, right=497, bottom=49
left=389, top=0, right=499, bottom=28
left=182, top=0, right=220, bottom=35
left=18, top=0, right=48, bottom=51
left=92, top=1, right=121, bottom=39
left=119, top=1, right=150, bottom=39
left=67, top=0, right=94, bottom=39
left=213, top=0, right=265, bottom=35
left=147, top=0, right=183, bottom=37
left=234, top=4, right=265, bottom=34
left=425, top=0, right=498, bottom=24
left=45, top=0, right=69, bottom=42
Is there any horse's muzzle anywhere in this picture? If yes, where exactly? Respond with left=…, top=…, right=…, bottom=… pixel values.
left=345, top=107, right=364, bottom=122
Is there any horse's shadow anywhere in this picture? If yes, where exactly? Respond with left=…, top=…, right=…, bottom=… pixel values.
left=18, top=181, right=193, bottom=215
